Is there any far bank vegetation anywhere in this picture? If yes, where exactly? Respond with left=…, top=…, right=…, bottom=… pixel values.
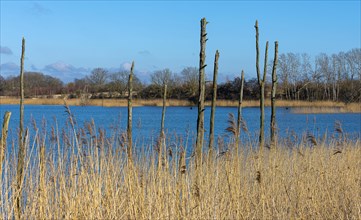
left=1, top=49, right=360, bottom=105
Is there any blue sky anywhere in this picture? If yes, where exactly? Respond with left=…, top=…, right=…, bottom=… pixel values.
left=1, top=1, right=360, bottom=83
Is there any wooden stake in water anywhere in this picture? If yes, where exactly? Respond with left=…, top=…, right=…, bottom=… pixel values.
left=208, top=50, right=219, bottom=151
left=196, top=17, right=207, bottom=168
left=236, top=71, right=245, bottom=153
left=127, top=61, right=134, bottom=162
left=255, top=20, right=268, bottom=148
left=160, top=83, right=167, bottom=138
left=16, top=37, right=26, bottom=220
left=159, top=83, right=167, bottom=168
left=271, top=41, right=279, bottom=146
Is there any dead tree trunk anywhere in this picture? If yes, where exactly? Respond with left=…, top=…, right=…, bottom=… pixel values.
left=16, top=37, right=26, bottom=220
left=208, top=50, right=219, bottom=151
left=255, top=20, right=268, bottom=148
left=236, top=70, right=245, bottom=153
left=160, top=83, right=167, bottom=138
left=159, top=83, right=167, bottom=169
left=127, top=61, right=134, bottom=162
left=270, top=41, right=279, bottom=146
left=194, top=17, right=207, bottom=206
left=195, top=17, right=207, bottom=168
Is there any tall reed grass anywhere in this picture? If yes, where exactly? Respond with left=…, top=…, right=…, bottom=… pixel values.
left=1, top=97, right=360, bottom=112
left=292, top=103, right=361, bottom=114
left=0, top=113, right=360, bottom=219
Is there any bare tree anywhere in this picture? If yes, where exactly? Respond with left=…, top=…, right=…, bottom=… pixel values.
left=278, top=54, right=290, bottom=99
left=109, top=70, right=128, bottom=96
left=300, top=53, right=313, bottom=100
left=87, top=68, right=108, bottom=92
left=151, top=68, right=175, bottom=87
left=150, top=68, right=177, bottom=97
left=346, top=48, right=361, bottom=80
left=0, top=75, right=5, bottom=95
left=278, top=53, right=303, bottom=100
left=331, top=54, right=341, bottom=101
left=288, top=53, right=302, bottom=100
left=315, top=53, right=332, bottom=100
left=181, top=67, right=199, bottom=97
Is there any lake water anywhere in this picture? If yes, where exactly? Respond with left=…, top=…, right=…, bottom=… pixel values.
left=0, top=105, right=360, bottom=150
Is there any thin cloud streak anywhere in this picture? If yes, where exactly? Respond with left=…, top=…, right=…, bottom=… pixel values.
left=138, top=50, right=151, bottom=56
left=31, top=2, right=52, bottom=15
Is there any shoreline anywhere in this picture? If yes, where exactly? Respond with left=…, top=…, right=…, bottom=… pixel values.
left=0, top=97, right=360, bottom=113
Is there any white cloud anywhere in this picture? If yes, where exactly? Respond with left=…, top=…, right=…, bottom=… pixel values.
left=0, top=62, right=20, bottom=77
left=0, top=46, right=13, bottom=55
left=45, top=62, right=75, bottom=72
left=43, top=61, right=91, bottom=82
left=0, top=60, right=153, bottom=83
left=122, top=62, right=133, bottom=71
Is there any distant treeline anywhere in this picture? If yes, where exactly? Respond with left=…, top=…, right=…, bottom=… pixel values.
left=1, top=48, right=360, bottom=103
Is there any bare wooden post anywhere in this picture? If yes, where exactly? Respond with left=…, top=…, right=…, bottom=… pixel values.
left=195, top=17, right=207, bottom=168
left=235, top=71, right=245, bottom=153
left=159, top=83, right=167, bottom=168
left=0, top=111, right=11, bottom=178
left=255, top=20, right=268, bottom=148
left=271, top=41, right=279, bottom=146
left=260, top=41, right=269, bottom=147
left=160, top=83, right=167, bottom=138
left=16, top=37, right=26, bottom=220
left=127, top=61, right=134, bottom=162
left=208, top=50, right=219, bottom=151
left=193, top=17, right=208, bottom=206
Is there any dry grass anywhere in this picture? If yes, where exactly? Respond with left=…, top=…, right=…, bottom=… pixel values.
left=292, top=103, right=361, bottom=113
left=1, top=97, right=359, bottom=112
left=0, top=118, right=360, bottom=219
left=0, top=97, right=192, bottom=107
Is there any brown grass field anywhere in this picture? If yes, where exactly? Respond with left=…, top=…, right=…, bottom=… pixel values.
left=1, top=97, right=360, bottom=113
left=0, top=121, right=360, bottom=219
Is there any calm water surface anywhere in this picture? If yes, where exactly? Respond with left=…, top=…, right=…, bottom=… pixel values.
left=1, top=104, right=360, bottom=148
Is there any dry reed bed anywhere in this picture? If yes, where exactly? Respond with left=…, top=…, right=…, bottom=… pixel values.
left=0, top=98, right=192, bottom=107
left=1, top=97, right=360, bottom=111
left=0, top=122, right=360, bottom=219
left=292, top=103, right=361, bottom=114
